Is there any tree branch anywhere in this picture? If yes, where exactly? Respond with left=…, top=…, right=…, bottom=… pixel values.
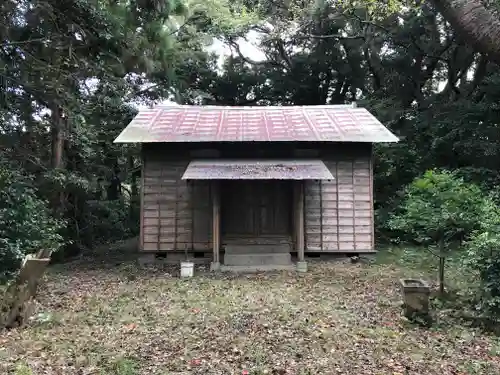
left=226, top=38, right=281, bottom=67
left=467, top=53, right=488, bottom=96
left=124, top=84, right=160, bottom=101
left=431, top=0, right=500, bottom=64
left=1, top=38, right=47, bottom=46
left=292, top=34, right=364, bottom=40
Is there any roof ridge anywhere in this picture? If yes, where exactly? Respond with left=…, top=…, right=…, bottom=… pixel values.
left=152, top=104, right=358, bottom=110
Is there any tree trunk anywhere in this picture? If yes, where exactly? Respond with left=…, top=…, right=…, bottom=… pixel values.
left=50, top=105, right=66, bottom=216
left=431, top=0, right=500, bottom=63
left=438, top=256, right=445, bottom=296
left=129, top=156, right=139, bottom=199
left=51, top=105, right=64, bottom=169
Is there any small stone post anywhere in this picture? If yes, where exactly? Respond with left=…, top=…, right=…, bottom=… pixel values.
left=400, top=279, right=431, bottom=320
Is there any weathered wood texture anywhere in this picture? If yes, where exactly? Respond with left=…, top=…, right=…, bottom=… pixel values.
left=212, top=181, right=220, bottom=263
left=1, top=249, right=52, bottom=329
left=142, top=156, right=212, bottom=252
left=295, top=181, right=305, bottom=260
left=141, top=143, right=374, bottom=253
left=221, top=180, right=292, bottom=237
left=304, top=157, right=373, bottom=252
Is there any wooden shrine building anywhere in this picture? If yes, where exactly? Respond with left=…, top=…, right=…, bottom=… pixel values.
left=114, top=104, right=398, bottom=271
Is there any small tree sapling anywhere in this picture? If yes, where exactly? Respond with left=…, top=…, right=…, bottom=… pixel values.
left=388, top=169, right=486, bottom=295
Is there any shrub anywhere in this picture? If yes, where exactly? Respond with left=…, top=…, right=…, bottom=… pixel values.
left=463, top=197, right=500, bottom=317
left=388, top=169, right=488, bottom=294
left=81, top=199, right=139, bottom=246
left=0, top=164, right=66, bottom=282
left=464, top=232, right=500, bottom=316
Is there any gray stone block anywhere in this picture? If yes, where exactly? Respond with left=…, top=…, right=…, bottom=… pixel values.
left=224, top=252, right=292, bottom=267
left=138, top=254, right=155, bottom=265
left=296, top=261, right=308, bottom=273
left=224, top=244, right=291, bottom=254
left=210, top=261, right=221, bottom=271
left=220, top=264, right=296, bottom=273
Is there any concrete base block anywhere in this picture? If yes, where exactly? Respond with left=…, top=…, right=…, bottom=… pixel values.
left=360, top=254, right=376, bottom=264
left=296, top=261, right=308, bottom=273
left=163, top=254, right=210, bottom=265
left=138, top=254, right=156, bottom=266
left=220, top=264, right=295, bottom=273
left=224, top=252, right=292, bottom=267
left=210, top=261, right=221, bottom=271
left=225, top=244, right=291, bottom=254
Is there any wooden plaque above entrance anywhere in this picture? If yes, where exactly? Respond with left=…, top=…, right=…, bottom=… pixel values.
left=181, top=159, right=334, bottom=180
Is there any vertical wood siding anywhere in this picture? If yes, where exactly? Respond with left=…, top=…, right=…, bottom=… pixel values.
left=141, top=154, right=212, bottom=252
left=304, top=156, right=374, bottom=252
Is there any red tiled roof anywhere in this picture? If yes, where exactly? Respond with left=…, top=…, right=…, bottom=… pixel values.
left=113, top=105, right=398, bottom=143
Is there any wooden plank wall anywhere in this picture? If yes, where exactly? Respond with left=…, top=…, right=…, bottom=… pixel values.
left=141, top=155, right=212, bottom=252
left=304, top=156, right=374, bottom=253
left=140, top=143, right=374, bottom=253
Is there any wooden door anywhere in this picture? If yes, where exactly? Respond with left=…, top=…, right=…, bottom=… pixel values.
left=221, top=180, right=292, bottom=237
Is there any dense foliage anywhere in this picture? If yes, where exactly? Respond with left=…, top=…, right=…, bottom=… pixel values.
left=462, top=196, right=500, bottom=317
left=387, top=170, right=487, bottom=246
left=0, top=161, right=66, bottom=281
left=465, top=232, right=500, bottom=316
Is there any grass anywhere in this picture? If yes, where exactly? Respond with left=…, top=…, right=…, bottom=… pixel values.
left=376, top=245, right=480, bottom=295
left=1, top=249, right=500, bottom=375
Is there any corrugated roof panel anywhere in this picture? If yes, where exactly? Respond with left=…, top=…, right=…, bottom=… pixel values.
left=181, top=159, right=335, bottom=180
left=113, top=105, right=398, bottom=143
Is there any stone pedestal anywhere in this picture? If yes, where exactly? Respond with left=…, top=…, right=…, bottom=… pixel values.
left=138, top=254, right=155, bottom=266
left=400, top=279, right=430, bottom=319
left=296, top=261, right=308, bottom=273
left=210, top=261, right=221, bottom=272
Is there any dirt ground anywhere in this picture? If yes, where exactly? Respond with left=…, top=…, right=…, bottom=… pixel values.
left=1, top=257, right=500, bottom=375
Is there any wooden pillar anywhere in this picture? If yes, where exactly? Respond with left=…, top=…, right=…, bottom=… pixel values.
left=295, top=181, right=305, bottom=263
left=211, top=181, right=221, bottom=270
